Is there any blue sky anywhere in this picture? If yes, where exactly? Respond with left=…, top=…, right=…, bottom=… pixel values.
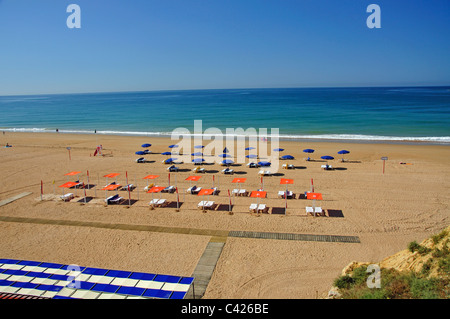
left=0, top=0, right=449, bottom=95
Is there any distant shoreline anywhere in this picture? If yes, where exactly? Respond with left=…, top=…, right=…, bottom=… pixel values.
left=2, top=129, right=449, bottom=146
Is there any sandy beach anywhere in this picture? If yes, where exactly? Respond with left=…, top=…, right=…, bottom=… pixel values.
left=0, top=132, right=449, bottom=299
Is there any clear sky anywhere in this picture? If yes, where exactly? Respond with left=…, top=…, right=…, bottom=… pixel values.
left=0, top=0, right=449, bottom=95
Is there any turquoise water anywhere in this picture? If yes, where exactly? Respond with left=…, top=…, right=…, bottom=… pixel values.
left=0, top=87, right=449, bottom=143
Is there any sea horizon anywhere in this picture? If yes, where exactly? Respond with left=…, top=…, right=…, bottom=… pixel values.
left=1, top=86, right=449, bottom=145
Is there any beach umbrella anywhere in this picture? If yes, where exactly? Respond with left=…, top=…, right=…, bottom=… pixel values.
left=64, top=171, right=81, bottom=177
left=223, top=147, right=230, bottom=153
left=221, top=159, right=234, bottom=166
left=280, top=178, right=294, bottom=214
left=143, top=174, right=159, bottom=189
left=250, top=190, right=267, bottom=213
left=161, top=151, right=172, bottom=156
left=192, top=158, right=205, bottom=164
left=141, top=143, right=152, bottom=148
left=338, top=150, right=350, bottom=162
left=163, top=158, right=177, bottom=164
left=218, top=154, right=231, bottom=158
left=245, top=147, right=256, bottom=151
left=191, top=152, right=203, bottom=157
left=135, top=151, right=146, bottom=155
left=147, top=186, right=166, bottom=207
left=185, top=175, right=202, bottom=189
left=194, top=145, right=204, bottom=149
left=281, top=155, right=294, bottom=160
left=321, top=155, right=334, bottom=161
left=258, top=161, right=271, bottom=167
left=303, top=149, right=315, bottom=161
left=306, top=192, right=323, bottom=217
left=197, top=188, right=215, bottom=210
left=273, top=148, right=284, bottom=152
left=168, top=144, right=178, bottom=148
left=246, top=154, right=258, bottom=159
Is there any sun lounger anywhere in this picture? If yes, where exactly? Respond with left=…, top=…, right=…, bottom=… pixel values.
left=60, top=193, right=74, bottom=202
left=232, top=189, right=240, bottom=196
left=149, top=198, right=167, bottom=207
left=192, top=167, right=205, bottom=173
left=321, top=165, right=333, bottom=170
left=167, top=165, right=179, bottom=172
left=136, top=157, right=145, bottom=163
left=258, top=170, right=272, bottom=176
left=161, top=186, right=176, bottom=193
left=282, top=164, right=295, bottom=169
left=123, top=184, right=135, bottom=191
left=306, top=206, right=323, bottom=216
left=246, top=162, right=260, bottom=168
left=278, top=190, right=294, bottom=199
left=249, top=203, right=258, bottom=213
left=211, top=187, right=220, bottom=195
left=198, top=201, right=215, bottom=210
left=257, top=204, right=269, bottom=214
left=221, top=168, right=234, bottom=175
left=105, top=194, right=123, bottom=205
left=238, top=189, right=248, bottom=196
left=187, top=186, right=202, bottom=194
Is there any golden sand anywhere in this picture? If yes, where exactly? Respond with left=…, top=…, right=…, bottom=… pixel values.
left=0, top=132, right=449, bottom=298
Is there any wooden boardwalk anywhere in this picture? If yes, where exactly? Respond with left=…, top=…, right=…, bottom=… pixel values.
left=0, top=192, right=32, bottom=208
left=185, top=241, right=225, bottom=299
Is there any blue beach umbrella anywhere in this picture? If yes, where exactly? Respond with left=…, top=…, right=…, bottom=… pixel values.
left=245, top=147, right=256, bottom=151
left=164, top=158, right=177, bottom=164
left=246, top=154, right=258, bottom=159
left=168, top=144, right=178, bottom=148
left=338, top=150, right=350, bottom=162
left=141, top=143, right=152, bottom=148
left=161, top=152, right=172, bottom=156
left=223, top=147, right=230, bottom=153
left=135, top=151, right=146, bottom=155
left=258, top=161, right=271, bottom=167
left=191, top=152, right=203, bottom=157
left=192, top=158, right=205, bottom=164
left=194, top=145, right=204, bottom=149
left=303, top=149, right=315, bottom=161
left=281, top=155, right=294, bottom=160
left=221, top=159, right=234, bottom=166
left=273, top=148, right=284, bottom=152
left=321, top=156, right=334, bottom=161
left=218, top=154, right=231, bottom=158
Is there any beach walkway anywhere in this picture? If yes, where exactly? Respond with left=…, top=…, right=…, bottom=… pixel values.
left=0, top=192, right=33, bottom=208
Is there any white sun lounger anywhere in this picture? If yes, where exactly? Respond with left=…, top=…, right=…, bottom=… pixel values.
left=149, top=198, right=167, bottom=207
left=249, top=203, right=258, bottom=213
left=105, top=194, right=123, bottom=205
left=187, top=186, right=202, bottom=194
left=258, top=170, right=272, bottom=176
left=192, top=167, right=205, bottom=173
left=221, top=168, right=234, bottom=175
left=321, top=165, right=333, bottom=170
left=257, top=204, right=269, bottom=214
left=60, top=193, right=74, bottom=202
left=238, top=189, right=248, bottom=196
left=282, top=164, right=294, bottom=169
left=161, top=186, right=176, bottom=193
left=198, top=201, right=215, bottom=210
left=278, top=190, right=294, bottom=199
left=306, top=206, right=323, bottom=216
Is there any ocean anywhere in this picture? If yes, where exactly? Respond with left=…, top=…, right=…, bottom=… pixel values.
left=0, top=87, right=449, bottom=144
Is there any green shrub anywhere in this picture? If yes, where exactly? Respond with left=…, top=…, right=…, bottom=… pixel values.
left=334, top=275, right=355, bottom=290
left=408, top=241, right=421, bottom=253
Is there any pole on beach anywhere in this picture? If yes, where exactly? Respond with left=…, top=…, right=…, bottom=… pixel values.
left=311, top=178, right=314, bottom=193
left=87, top=170, right=90, bottom=190
left=40, top=180, right=43, bottom=201
left=381, top=157, right=388, bottom=174
left=176, top=187, right=180, bottom=212
left=228, top=189, right=232, bottom=214
left=126, top=171, right=131, bottom=207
